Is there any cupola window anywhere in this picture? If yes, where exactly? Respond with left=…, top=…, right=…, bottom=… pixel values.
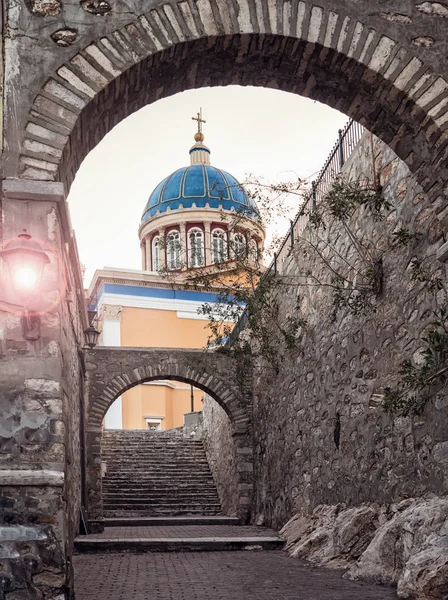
left=233, top=233, right=247, bottom=259
left=167, top=230, right=181, bottom=270
left=249, top=238, right=259, bottom=262
left=188, top=228, right=205, bottom=268
left=212, top=229, right=228, bottom=264
left=152, top=236, right=161, bottom=271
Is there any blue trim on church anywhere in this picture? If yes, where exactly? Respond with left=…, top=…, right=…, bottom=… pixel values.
left=90, top=283, right=220, bottom=310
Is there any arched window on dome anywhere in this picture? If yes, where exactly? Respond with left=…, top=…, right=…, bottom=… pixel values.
left=248, top=238, right=259, bottom=263
left=188, top=228, right=205, bottom=268
left=233, top=232, right=247, bottom=259
left=152, top=236, right=161, bottom=271
left=212, top=229, right=228, bottom=264
left=167, top=230, right=181, bottom=270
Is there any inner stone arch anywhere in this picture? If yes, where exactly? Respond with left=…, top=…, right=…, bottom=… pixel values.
left=85, top=347, right=253, bottom=523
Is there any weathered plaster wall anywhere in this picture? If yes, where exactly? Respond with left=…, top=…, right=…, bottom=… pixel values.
left=251, top=132, right=447, bottom=530
left=0, top=182, right=87, bottom=599
left=202, top=394, right=241, bottom=517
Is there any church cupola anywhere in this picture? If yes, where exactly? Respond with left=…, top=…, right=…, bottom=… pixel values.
left=189, top=109, right=211, bottom=166
left=138, top=109, right=265, bottom=273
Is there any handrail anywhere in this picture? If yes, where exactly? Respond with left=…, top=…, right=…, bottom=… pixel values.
left=226, top=118, right=366, bottom=348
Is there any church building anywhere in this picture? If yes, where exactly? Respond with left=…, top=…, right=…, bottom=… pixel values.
left=87, top=112, right=265, bottom=430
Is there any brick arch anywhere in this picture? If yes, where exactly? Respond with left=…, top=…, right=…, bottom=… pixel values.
left=18, top=1, right=448, bottom=210
left=84, top=348, right=253, bottom=523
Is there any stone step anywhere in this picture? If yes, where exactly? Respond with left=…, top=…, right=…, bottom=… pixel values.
left=103, top=504, right=222, bottom=513
left=105, top=459, right=208, bottom=464
left=103, top=467, right=213, bottom=472
left=105, top=462, right=213, bottom=466
left=74, top=537, right=284, bottom=553
left=103, top=501, right=221, bottom=508
left=103, top=477, right=215, bottom=484
left=103, top=442, right=204, bottom=447
left=103, top=471, right=213, bottom=483
left=103, top=490, right=219, bottom=496
left=103, top=495, right=220, bottom=502
left=103, top=489, right=219, bottom=495
left=103, top=482, right=217, bottom=488
left=101, top=516, right=241, bottom=526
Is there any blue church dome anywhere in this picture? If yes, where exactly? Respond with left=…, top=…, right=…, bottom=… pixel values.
left=141, top=164, right=258, bottom=222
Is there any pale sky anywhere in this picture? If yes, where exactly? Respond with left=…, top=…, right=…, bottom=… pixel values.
left=67, top=86, right=348, bottom=284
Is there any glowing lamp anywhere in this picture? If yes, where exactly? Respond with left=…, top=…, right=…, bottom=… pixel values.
left=84, top=325, right=100, bottom=349
left=0, top=232, right=50, bottom=301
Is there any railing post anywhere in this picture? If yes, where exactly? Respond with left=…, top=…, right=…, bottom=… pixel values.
left=290, top=220, right=294, bottom=248
left=338, top=128, right=344, bottom=168
left=312, top=181, right=317, bottom=212
left=273, top=252, right=277, bottom=275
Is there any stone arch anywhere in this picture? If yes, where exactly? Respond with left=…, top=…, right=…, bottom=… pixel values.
left=84, top=348, right=253, bottom=523
left=14, top=0, right=448, bottom=214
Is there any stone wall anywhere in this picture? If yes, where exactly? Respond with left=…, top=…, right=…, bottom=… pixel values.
left=202, top=395, right=241, bottom=517
left=0, top=181, right=87, bottom=599
left=251, top=132, right=448, bottom=530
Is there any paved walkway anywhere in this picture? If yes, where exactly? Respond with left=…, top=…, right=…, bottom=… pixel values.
left=80, top=524, right=278, bottom=539
left=74, top=551, right=397, bottom=600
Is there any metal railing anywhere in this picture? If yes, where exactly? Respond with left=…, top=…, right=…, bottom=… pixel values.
left=226, top=118, right=365, bottom=348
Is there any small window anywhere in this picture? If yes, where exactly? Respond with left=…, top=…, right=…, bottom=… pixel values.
left=167, top=230, right=181, bottom=270
left=249, top=238, right=259, bottom=261
left=188, top=228, right=205, bottom=268
left=145, top=417, right=163, bottom=431
left=234, top=233, right=246, bottom=259
left=212, top=229, right=228, bottom=264
left=152, top=236, right=160, bottom=271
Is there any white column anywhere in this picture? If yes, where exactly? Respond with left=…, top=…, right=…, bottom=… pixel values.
left=141, top=242, right=146, bottom=270
left=204, top=221, right=212, bottom=266
left=179, top=222, right=187, bottom=269
left=159, top=227, right=166, bottom=269
left=145, top=237, right=151, bottom=271
left=101, top=305, right=123, bottom=430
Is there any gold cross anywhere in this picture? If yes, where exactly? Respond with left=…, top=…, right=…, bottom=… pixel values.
left=192, top=108, right=206, bottom=134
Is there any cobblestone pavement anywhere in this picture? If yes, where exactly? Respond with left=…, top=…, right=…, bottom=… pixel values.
left=83, top=524, right=278, bottom=539
left=74, top=551, right=397, bottom=599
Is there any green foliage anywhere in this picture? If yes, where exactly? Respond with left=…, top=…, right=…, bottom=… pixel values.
left=324, top=177, right=389, bottom=221
left=410, top=258, right=444, bottom=293
left=308, top=176, right=389, bottom=229
left=383, top=308, right=448, bottom=416
left=391, top=228, right=421, bottom=249
left=302, top=176, right=399, bottom=318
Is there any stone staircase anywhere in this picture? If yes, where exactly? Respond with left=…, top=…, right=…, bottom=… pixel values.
left=75, top=429, right=284, bottom=555
left=102, top=429, right=222, bottom=517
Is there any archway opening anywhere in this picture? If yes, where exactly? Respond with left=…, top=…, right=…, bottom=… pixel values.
left=104, top=379, right=205, bottom=431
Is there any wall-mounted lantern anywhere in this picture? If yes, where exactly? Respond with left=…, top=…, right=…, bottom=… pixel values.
left=0, top=231, right=50, bottom=340
left=84, top=324, right=100, bottom=349
left=84, top=309, right=100, bottom=348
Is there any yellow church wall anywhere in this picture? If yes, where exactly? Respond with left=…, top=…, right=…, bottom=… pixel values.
left=121, top=382, right=204, bottom=430
left=119, top=306, right=210, bottom=429
left=121, top=385, right=143, bottom=429
left=112, top=302, right=229, bottom=430
left=120, top=306, right=210, bottom=348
